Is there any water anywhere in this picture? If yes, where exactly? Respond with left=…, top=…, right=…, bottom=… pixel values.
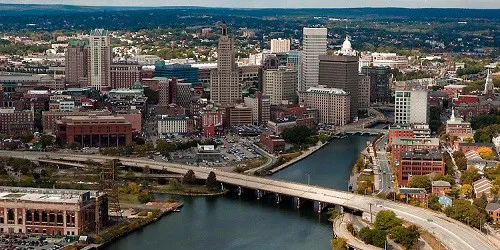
left=103, top=135, right=373, bottom=250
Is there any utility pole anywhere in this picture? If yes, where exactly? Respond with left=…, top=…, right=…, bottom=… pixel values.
left=369, top=203, right=373, bottom=223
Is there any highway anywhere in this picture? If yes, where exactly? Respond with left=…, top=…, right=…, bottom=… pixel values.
left=1, top=150, right=498, bottom=250
left=375, top=134, right=394, bottom=193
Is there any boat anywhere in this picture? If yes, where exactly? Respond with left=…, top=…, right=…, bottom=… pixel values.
left=173, top=208, right=181, bottom=212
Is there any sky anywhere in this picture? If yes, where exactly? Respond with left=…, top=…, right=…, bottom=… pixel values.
left=5, top=0, right=500, bottom=9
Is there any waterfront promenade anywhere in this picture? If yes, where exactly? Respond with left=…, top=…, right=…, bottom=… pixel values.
left=1, top=150, right=498, bottom=250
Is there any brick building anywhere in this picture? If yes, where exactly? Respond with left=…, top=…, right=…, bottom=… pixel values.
left=431, top=180, right=451, bottom=196
left=0, top=186, right=107, bottom=236
left=110, top=61, right=142, bottom=89
left=399, top=150, right=444, bottom=186
left=259, top=134, right=285, bottom=153
left=56, top=115, right=132, bottom=147
left=0, top=108, right=34, bottom=135
left=391, top=138, right=440, bottom=162
left=42, top=110, right=111, bottom=134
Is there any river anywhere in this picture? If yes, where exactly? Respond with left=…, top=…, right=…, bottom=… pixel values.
left=103, top=135, right=374, bottom=250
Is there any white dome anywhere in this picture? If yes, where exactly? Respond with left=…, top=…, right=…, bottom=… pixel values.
left=342, top=36, right=352, bottom=50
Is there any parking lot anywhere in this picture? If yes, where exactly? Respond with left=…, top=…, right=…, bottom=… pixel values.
left=0, top=235, right=69, bottom=250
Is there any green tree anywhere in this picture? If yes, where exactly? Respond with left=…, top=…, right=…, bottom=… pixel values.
left=389, top=225, right=420, bottom=249
left=331, top=237, right=347, bottom=250
left=460, top=169, right=481, bottom=185
left=327, top=208, right=340, bottom=221
left=280, top=125, right=317, bottom=146
left=444, top=199, right=486, bottom=229
left=206, top=171, right=218, bottom=191
left=183, top=170, right=197, bottom=184
left=408, top=175, right=432, bottom=192
left=375, top=210, right=402, bottom=231
left=358, top=227, right=374, bottom=245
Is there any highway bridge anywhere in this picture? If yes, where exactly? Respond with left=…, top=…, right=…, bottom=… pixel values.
left=1, top=150, right=498, bottom=250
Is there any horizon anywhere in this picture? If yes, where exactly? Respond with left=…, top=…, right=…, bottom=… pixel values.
left=2, top=1, right=500, bottom=9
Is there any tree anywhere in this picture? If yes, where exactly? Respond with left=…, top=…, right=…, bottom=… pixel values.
left=461, top=184, right=473, bottom=198
left=371, top=229, right=387, bottom=248
left=183, top=170, right=197, bottom=184
left=358, top=227, right=374, bottom=245
left=389, top=225, right=420, bottom=249
left=477, top=147, right=494, bottom=160
left=460, top=169, right=481, bottom=185
left=375, top=210, right=402, bottom=231
left=138, top=191, right=151, bottom=204
left=206, top=171, right=218, bottom=191
left=68, top=141, right=81, bottom=150
left=39, top=134, right=55, bottom=148
left=331, top=237, right=347, bottom=250
left=280, top=125, right=317, bottom=146
left=444, top=199, right=486, bottom=229
left=408, top=175, right=432, bottom=192
left=327, top=208, right=340, bottom=221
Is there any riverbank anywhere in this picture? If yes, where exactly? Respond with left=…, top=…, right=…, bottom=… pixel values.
left=152, top=189, right=228, bottom=197
left=92, top=201, right=183, bottom=249
left=269, top=141, right=328, bottom=174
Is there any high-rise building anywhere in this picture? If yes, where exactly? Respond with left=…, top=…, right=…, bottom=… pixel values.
left=394, top=90, right=429, bottom=125
left=263, top=67, right=298, bottom=105
left=176, top=82, right=193, bottom=108
left=358, top=74, right=371, bottom=113
left=258, top=55, right=280, bottom=92
left=270, top=38, right=291, bottom=53
left=65, top=40, right=89, bottom=88
left=300, top=28, right=327, bottom=92
left=361, top=65, right=391, bottom=103
left=244, top=91, right=270, bottom=125
left=89, top=29, right=111, bottom=91
left=110, top=61, right=142, bottom=89
left=298, top=86, right=350, bottom=126
left=210, top=23, right=241, bottom=105
left=318, top=37, right=359, bottom=119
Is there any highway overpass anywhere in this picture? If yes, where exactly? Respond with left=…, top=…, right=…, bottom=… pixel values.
left=1, top=151, right=498, bottom=250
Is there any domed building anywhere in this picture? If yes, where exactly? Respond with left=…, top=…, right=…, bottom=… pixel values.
left=336, top=36, right=358, bottom=56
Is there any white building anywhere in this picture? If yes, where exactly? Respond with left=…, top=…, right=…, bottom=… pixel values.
left=300, top=28, right=327, bottom=91
left=270, top=38, right=291, bottom=53
left=243, top=92, right=270, bottom=125
left=157, top=116, right=188, bottom=135
left=394, top=90, right=428, bottom=125
left=89, top=29, right=111, bottom=91
left=263, top=67, right=298, bottom=105
left=359, top=52, right=409, bottom=71
left=298, top=86, right=350, bottom=126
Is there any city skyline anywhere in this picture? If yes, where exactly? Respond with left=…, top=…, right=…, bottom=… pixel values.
left=3, top=0, right=500, bottom=9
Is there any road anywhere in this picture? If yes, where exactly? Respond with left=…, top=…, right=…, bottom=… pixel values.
left=2, top=151, right=498, bottom=250
left=333, top=213, right=381, bottom=250
left=375, top=134, right=394, bottom=193
left=445, top=147, right=462, bottom=185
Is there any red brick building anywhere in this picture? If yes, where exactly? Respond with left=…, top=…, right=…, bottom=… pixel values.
left=486, top=202, right=500, bottom=223
left=399, top=150, right=444, bottom=186
left=0, top=186, right=107, bottom=236
left=391, top=138, right=440, bottom=162
left=56, top=115, right=132, bottom=147
left=110, top=62, right=142, bottom=89
left=457, top=142, right=495, bottom=153
left=0, top=108, right=34, bottom=135
left=42, top=110, right=111, bottom=134
left=388, top=126, right=414, bottom=146
left=259, top=134, right=285, bottom=153
left=202, top=107, right=224, bottom=137
left=431, top=180, right=451, bottom=195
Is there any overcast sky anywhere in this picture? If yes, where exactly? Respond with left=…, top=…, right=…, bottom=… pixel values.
left=5, top=0, right=500, bottom=9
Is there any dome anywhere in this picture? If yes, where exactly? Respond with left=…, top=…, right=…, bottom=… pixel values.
left=342, top=36, right=352, bottom=50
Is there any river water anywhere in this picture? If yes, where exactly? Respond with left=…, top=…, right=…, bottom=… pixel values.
left=103, top=135, right=373, bottom=250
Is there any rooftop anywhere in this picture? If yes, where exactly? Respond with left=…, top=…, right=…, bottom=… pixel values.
left=392, top=138, right=440, bottom=146
left=432, top=180, right=451, bottom=187
left=0, top=186, right=100, bottom=204
left=302, top=86, right=349, bottom=96
left=401, top=150, right=442, bottom=160
left=486, top=202, right=500, bottom=212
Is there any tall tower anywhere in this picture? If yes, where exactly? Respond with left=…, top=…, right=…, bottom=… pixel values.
left=89, top=29, right=111, bottom=91
left=318, top=36, right=359, bottom=120
left=300, top=27, right=327, bottom=91
left=65, top=40, right=89, bottom=88
left=210, top=23, right=241, bottom=105
left=484, top=68, right=494, bottom=97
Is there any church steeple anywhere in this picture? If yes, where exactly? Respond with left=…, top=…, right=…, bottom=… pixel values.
left=484, top=68, right=494, bottom=97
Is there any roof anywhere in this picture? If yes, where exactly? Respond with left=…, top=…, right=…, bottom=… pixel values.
left=473, top=178, right=492, bottom=194
left=432, top=180, right=451, bottom=187
left=90, top=29, right=108, bottom=37
left=0, top=186, right=100, bottom=204
left=302, top=86, right=349, bottom=96
left=485, top=202, right=500, bottom=212
left=392, top=138, right=440, bottom=147
left=401, top=150, right=442, bottom=160
left=400, top=187, right=427, bottom=194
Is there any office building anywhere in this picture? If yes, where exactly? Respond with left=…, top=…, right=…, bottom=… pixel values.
left=361, top=66, right=391, bottom=103
left=110, top=61, right=142, bottom=89
left=258, top=55, right=280, bottom=92
left=89, top=29, right=111, bottom=91
left=319, top=37, right=359, bottom=119
left=358, top=74, right=371, bottom=113
left=0, top=108, right=34, bottom=135
left=224, top=105, right=253, bottom=127
left=300, top=28, right=327, bottom=91
left=155, top=62, right=200, bottom=84
left=394, top=90, right=429, bottom=125
left=399, top=150, right=444, bottom=186
left=244, top=91, right=270, bottom=125
left=56, top=115, right=132, bottom=147
left=42, top=110, right=111, bottom=134
left=391, top=137, right=440, bottom=162
left=210, top=23, right=241, bottom=105
left=270, top=38, right=291, bottom=53
left=65, top=40, right=89, bottom=87
left=157, top=115, right=189, bottom=135
left=298, top=86, right=350, bottom=126
left=0, top=186, right=108, bottom=236
left=263, top=67, right=298, bottom=105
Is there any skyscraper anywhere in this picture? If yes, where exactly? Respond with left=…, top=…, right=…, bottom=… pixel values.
left=210, top=23, right=241, bottom=105
left=361, top=65, right=391, bottom=103
left=89, top=29, right=111, bottom=91
left=300, top=28, right=327, bottom=91
left=263, top=67, right=298, bottom=105
left=65, top=40, right=89, bottom=88
left=270, top=38, right=291, bottom=53
left=394, top=90, right=428, bottom=125
left=318, top=37, right=359, bottom=119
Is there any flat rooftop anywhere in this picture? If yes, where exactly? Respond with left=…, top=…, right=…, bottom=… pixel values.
left=0, top=186, right=100, bottom=204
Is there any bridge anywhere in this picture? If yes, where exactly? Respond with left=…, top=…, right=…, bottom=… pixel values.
left=0, top=151, right=497, bottom=250
left=335, top=128, right=388, bottom=136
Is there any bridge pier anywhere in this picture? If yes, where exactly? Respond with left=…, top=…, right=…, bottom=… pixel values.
left=294, top=197, right=300, bottom=209
left=256, top=190, right=262, bottom=200
left=314, top=201, right=323, bottom=213
left=275, top=193, right=281, bottom=204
